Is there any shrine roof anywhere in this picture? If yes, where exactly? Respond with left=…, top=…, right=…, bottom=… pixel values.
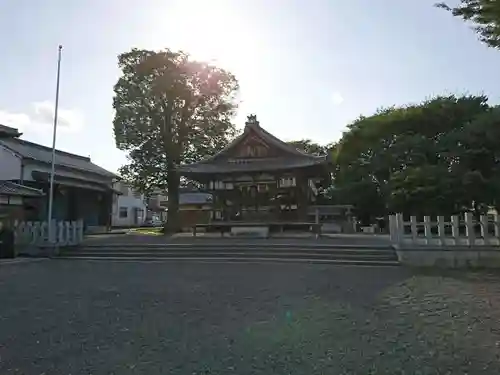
left=178, top=156, right=327, bottom=175
left=177, top=115, right=329, bottom=175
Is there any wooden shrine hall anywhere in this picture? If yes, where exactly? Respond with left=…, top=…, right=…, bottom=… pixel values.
left=177, top=115, right=334, bottom=236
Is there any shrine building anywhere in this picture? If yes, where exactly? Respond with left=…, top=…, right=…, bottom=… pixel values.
left=177, top=115, right=334, bottom=229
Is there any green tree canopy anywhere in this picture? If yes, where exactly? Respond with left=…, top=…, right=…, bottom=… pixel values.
left=436, top=0, right=500, bottom=48
left=287, top=139, right=329, bottom=156
left=332, top=95, right=494, bottom=223
left=113, top=48, right=239, bottom=232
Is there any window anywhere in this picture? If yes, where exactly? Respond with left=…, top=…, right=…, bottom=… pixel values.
left=119, top=207, right=128, bottom=218
left=279, top=177, right=296, bottom=188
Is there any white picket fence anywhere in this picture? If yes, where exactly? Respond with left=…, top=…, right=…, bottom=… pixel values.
left=14, top=220, right=84, bottom=246
left=389, top=213, right=500, bottom=247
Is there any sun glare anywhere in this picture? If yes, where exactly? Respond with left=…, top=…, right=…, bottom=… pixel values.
left=153, top=0, right=258, bottom=72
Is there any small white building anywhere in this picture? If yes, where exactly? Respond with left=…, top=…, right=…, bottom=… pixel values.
left=111, top=181, right=147, bottom=227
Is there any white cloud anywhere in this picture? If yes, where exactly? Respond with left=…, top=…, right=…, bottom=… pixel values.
left=0, top=101, right=83, bottom=133
left=32, top=101, right=83, bottom=132
left=331, top=91, right=344, bottom=106
left=0, top=110, right=31, bottom=131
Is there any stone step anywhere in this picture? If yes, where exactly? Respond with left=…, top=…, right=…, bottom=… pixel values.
left=56, top=256, right=400, bottom=266
left=59, top=244, right=399, bottom=265
left=78, top=242, right=393, bottom=250
left=68, top=247, right=396, bottom=256
left=62, top=250, right=397, bottom=260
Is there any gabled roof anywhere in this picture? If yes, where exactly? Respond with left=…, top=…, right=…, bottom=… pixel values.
left=177, top=115, right=328, bottom=175
left=0, top=181, right=44, bottom=197
left=0, top=137, right=116, bottom=178
left=204, top=115, right=320, bottom=162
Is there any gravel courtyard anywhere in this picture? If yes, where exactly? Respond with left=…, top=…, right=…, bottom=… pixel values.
left=1, top=260, right=500, bottom=374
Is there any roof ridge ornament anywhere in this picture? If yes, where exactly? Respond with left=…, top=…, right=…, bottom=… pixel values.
left=245, top=114, right=259, bottom=128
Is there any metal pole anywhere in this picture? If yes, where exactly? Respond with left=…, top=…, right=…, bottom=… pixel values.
left=47, top=45, right=62, bottom=244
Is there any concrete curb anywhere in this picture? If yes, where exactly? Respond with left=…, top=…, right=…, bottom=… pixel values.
left=394, top=245, right=500, bottom=268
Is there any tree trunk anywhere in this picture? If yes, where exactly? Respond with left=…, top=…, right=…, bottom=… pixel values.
left=163, top=166, right=181, bottom=234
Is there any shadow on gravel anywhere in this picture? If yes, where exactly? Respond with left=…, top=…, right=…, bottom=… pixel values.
left=2, top=261, right=499, bottom=374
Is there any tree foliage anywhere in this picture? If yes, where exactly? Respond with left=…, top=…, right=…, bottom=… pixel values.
left=113, top=48, right=239, bottom=232
left=436, top=0, right=500, bottom=48
left=332, top=95, right=499, bottom=223
left=287, top=139, right=330, bottom=156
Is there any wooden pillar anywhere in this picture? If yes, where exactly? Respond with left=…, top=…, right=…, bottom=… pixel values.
left=273, top=173, right=281, bottom=221
left=296, top=171, right=308, bottom=222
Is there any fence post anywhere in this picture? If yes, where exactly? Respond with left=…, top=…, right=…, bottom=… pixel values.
left=480, top=215, right=490, bottom=245
left=396, top=213, right=404, bottom=245
left=450, top=215, right=460, bottom=245
left=77, top=220, right=84, bottom=243
left=71, top=221, right=77, bottom=245
left=464, top=212, right=475, bottom=246
left=30, top=222, right=37, bottom=244
left=57, top=221, right=64, bottom=245
left=410, top=215, right=418, bottom=244
left=423, top=216, right=431, bottom=245
left=494, top=213, right=500, bottom=244
left=64, top=222, right=71, bottom=245
left=437, top=216, right=446, bottom=245
left=389, top=215, right=396, bottom=243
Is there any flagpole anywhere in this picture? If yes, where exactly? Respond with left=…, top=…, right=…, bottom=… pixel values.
left=47, top=45, right=62, bottom=244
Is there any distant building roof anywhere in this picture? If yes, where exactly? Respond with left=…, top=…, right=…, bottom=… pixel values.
left=0, top=137, right=116, bottom=178
left=177, top=115, right=329, bottom=176
left=179, top=192, right=212, bottom=205
left=0, top=124, right=22, bottom=139
left=0, top=181, right=44, bottom=197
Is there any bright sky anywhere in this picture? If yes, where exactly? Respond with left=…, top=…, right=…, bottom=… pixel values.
left=1, top=0, right=500, bottom=173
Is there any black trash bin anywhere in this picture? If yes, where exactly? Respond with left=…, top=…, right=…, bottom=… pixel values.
left=0, top=222, right=15, bottom=259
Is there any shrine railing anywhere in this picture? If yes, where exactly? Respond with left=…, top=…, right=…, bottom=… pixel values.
left=389, top=213, right=500, bottom=247
left=14, top=220, right=84, bottom=246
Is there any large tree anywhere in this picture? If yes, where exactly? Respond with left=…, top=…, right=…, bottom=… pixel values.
left=451, top=106, right=500, bottom=213
left=436, top=0, right=500, bottom=48
left=332, top=95, right=493, bottom=222
left=113, top=48, right=239, bottom=232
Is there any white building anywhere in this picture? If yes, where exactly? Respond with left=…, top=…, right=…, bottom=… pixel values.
left=0, top=124, right=116, bottom=227
left=111, top=181, right=147, bottom=227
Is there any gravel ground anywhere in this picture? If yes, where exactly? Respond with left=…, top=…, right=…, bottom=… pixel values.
left=1, top=261, right=500, bottom=374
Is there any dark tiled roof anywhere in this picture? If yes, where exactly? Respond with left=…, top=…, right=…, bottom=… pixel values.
left=0, top=138, right=116, bottom=178
left=31, top=171, right=115, bottom=193
left=178, top=119, right=328, bottom=175
left=180, top=192, right=212, bottom=205
left=0, top=181, right=44, bottom=197
left=178, top=156, right=328, bottom=174
left=0, top=124, right=22, bottom=138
